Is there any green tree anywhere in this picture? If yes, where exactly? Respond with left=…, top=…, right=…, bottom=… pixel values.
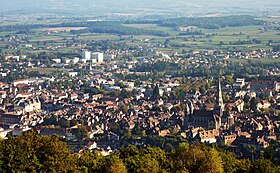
left=77, top=150, right=103, bottom=172
left=151, top=84, right=160, bottom=101
left=199, top=86, right=207, bottom=94
left=0, top=131, right=77, bottom=172
left=137, top=155, right=160, bottom=173
left=251, top=159, right=277, bottom=173
left=250, top=97, right=257, bottom=112
left=219, top=150, right=238, bottom=173
left=225, top=76, right=234, bottom=85
left=104, top=155, right=127, bottom=173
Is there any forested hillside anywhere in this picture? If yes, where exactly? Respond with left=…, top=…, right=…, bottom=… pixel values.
left=0, top=132, right=279, bottom=173
left=157, top=15, right=264, bottom=29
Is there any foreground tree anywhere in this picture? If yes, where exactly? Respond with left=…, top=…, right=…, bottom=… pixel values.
left=0, top=131, right=77, bottom=172
left=104, top=155, right=127, bottom=173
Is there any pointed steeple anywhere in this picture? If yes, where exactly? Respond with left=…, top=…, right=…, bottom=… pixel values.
left=215, top=77, right=224, bottom=117
left=216, top=77, right=223, bottom=107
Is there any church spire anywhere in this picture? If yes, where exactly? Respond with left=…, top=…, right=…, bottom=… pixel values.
left=215, top=77, right=224, bottom=117
left=217, top=77, right=223, bottom=107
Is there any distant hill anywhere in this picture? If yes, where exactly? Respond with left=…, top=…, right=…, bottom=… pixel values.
left=0, top=0, right=279, bottom=18
left=157, top=15, right=264, bottom=29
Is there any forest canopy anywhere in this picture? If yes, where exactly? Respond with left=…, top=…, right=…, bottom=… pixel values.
left=157, top=15, right=264, bottom=29
left=0, top=132, right=279, bottom=173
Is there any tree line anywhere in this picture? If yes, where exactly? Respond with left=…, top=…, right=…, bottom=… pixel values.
left=0, top=131, right=279, bottom=173
left=157, top=15, right=264, bottom=29
left=58, top=21, right=170, bottom=37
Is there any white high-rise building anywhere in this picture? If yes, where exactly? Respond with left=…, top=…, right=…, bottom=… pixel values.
left=83, top=50, right=91, bottom=60
left=91, top=52, right=104, bottom=63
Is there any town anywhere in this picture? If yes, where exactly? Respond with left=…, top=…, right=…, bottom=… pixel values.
left=0, top=4, right=280, bottom=171
left=0, top=44, right=279, bottom=160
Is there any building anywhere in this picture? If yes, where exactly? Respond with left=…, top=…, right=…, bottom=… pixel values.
left=275, top=82, right=280, bottom=92
left=83, top=50, right=91, bottom=60
left=194, top=129, right=219, bottom=143
left=233, top=78, right=245, bottom=89
left=14, top=98, right=41, bottom=114
left=69, top=72, right=78, bottom=77
left=0, top=113, right=23, bottom=125
left=185, top=78, right=234, bottom=130
left=91, top=52, right=104, bottom=63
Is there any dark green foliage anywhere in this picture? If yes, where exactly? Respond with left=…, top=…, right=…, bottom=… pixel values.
left=64, top=21, right=169, bottom=36
left=0, top=21, right=169, bottom=37
left=0, top=133, right=279, bottom=173
left=134, top=61, right=181, bottom=72
left=251, top=159, right=279, bottom=173
left=272, top=44, right=280, bottom=52
left=0, top=131, right=77, bottom=172
left=151, top=84, right=160, bottom=101
left=158, top=15, right=264, bottom=29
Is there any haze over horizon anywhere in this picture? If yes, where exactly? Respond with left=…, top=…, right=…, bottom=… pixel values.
left=1, top=0, right=280, bottom=19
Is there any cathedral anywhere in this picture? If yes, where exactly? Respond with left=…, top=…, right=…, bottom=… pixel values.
left=184, top=78, right=234, bottom=130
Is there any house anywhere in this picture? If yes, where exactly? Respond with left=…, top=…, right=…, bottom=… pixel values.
left=275, top=82, right=280, bottom=92
left=16, top=92, right=33, bottom=99
left=158, top=129, right=170, bottom=137
left=233, top=78, right=245, bottom=89
left=52, top=59, right=61, bottom=64
left=70, top=93, right=78, bottom=101
left=235, top=99, right=244, bottom=112
left=221, top=134, right=237, bottom=145
left=14, top=98, right=41, bottom=113
left=256, top=100, right=271, bottom=110
left=85, top=141, right=97, bottom=150
left=249, top=81, right=274, bottom=91
left=69, top=72, right=78, bottom=77
left=0, top=128, right=13, bottom=138
left=0, top=91, right=7, bottom=99
left=186, top=90, right=201, bottom=99
left=13, top=79, right=29, bottom=86
left=0, top=112, right=24, bottom=125
left=194, top=129, right=219, bottom=144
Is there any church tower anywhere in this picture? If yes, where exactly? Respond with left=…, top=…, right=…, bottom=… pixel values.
left=214, top=77, right=224, bottom=117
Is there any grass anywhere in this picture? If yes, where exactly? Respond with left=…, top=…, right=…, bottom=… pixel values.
left=77, top=34, right=120, bottom=41
left=30, top=35, right=63, bottom=42
left=123, top=23, right=178, bottom=36
left=227, top=58, right=280, bottom=64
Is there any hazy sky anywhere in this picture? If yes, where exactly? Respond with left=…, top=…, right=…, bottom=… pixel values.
left=1, top=0, right=280, bottom=17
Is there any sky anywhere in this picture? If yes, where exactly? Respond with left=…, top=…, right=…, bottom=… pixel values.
left=1, top=0, right=280, bottom=18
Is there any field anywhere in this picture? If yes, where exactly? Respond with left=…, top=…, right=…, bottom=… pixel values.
left=42, top=27, right=88, bottom=32
left=122, top=23, right=279, bottom=52
left=0, top=17, right=279, bottom=55
left=227, top=58, right=280, bottom=64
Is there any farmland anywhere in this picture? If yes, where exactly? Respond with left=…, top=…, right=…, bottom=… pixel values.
left=0, top=15, right=279, bottom=56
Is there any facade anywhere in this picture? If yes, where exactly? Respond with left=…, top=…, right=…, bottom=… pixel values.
left=0, top=113, right=23, bottom=124
left=233, top=78, right=245, bottom=89
left=83, top=50, right=91, bottom=60
left=14, top=98, right=41, bottom=114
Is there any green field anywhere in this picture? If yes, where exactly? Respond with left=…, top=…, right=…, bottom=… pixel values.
left=0, top=17, right=280, bottom=55
left=227, top=58, right=280, bottom=64
left=121, top=23, right=280, bottom=52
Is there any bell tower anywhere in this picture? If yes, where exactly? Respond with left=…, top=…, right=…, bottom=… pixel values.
left=214, top=77, right=224, bottom=117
